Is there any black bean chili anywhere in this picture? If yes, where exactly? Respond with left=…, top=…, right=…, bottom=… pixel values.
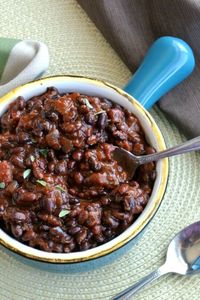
left=0, top=87, right=156, bottom=253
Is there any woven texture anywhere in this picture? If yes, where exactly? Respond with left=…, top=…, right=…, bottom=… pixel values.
left=0, top=0, right=200, bottom=299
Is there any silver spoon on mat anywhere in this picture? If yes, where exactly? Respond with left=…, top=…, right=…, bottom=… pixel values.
left=113, top=221, right=200, bottom=300
left=112, top=136, right=200, bottom=179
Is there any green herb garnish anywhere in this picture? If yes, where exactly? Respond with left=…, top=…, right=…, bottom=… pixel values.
left=83, top=98, right=93, bottom=109
left=36, top=179, right=47, bottom=187
left=94, top=110, right=105, bottom=116
left=30, top=155, right=35, bottom=162
left=0, top=182, right=5, bottom=189
left=39, top=149, right=49, bottom=158
left=59, top=209, right=70, bottom=218
left=55, top=185, right=67, bottom=192
left=23, top=169, right=31, bottom=179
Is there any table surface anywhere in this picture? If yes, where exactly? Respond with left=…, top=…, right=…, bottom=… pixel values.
left=0, top=0, right=200, bottom=299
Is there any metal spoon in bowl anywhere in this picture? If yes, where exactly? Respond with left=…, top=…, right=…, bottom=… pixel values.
left=112, top=135, right=200, bottom=180
left=113, top=221, right=200, bottom=300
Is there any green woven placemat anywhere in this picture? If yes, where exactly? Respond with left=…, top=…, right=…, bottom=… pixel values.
left=1, top=0, right=200, bottom=299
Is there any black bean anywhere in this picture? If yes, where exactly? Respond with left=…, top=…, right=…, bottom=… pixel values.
left=97, top=112, right=108, bottom=129
left=85, top=112, right=96, bottom=125
left=54, top=160, right=68, bottom=175
left=88, top=156, right=102, bottom=171
left=40, top=197, right=56, bottom=214
left=11, top=224, right=23, bottom=238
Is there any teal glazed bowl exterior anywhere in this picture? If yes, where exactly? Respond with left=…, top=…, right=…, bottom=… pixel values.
left=0, top=36, right=195, bottom=268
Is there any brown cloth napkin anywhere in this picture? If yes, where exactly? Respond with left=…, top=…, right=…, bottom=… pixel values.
left=77, top=0, right=200, bottom=138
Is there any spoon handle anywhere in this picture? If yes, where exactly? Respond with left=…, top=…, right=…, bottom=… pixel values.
left=112, top=264, right=169, bottom=300
left=138, top=135, right=200, bottom=165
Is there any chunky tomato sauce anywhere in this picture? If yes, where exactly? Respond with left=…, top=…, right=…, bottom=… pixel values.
left=0, top=87, right=156, bottom=252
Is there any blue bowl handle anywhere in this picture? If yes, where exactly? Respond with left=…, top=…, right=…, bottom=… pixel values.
left=124, top=36, right=195, bottom=109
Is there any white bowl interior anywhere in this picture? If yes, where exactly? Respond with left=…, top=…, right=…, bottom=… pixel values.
left=0, top=77, right=166, bottom=262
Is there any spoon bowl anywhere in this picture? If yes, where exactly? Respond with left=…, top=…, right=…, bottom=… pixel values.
left=113, top=135, right=200, bottom=179
left=113, top=221, right=200, bottom=299
left=167, top=221, right=200, bottom=275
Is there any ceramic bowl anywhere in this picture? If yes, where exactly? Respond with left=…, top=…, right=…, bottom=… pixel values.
left=0, top=75, right=168, bottom=264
